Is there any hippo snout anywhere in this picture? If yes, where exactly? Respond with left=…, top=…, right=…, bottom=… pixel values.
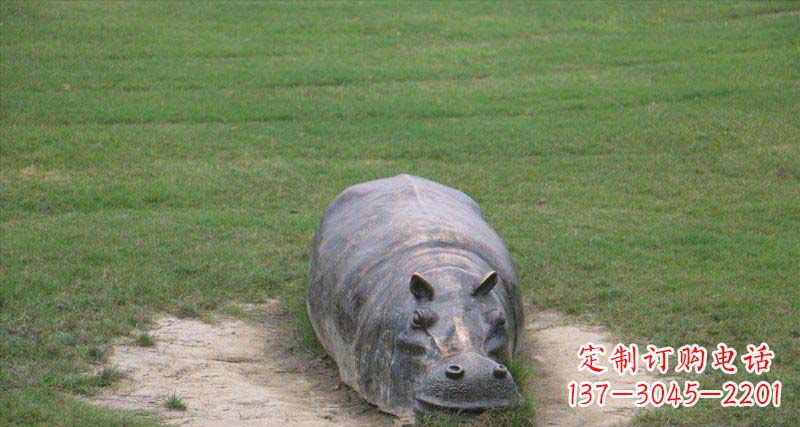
left=414, top=352, right=523, bottom=416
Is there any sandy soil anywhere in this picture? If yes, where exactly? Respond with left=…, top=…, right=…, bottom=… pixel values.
left=90, top=302, right=659, bottom=426
left=89, top=300, right=396, bottom=426
left=526, top=310, right=661, bottom=427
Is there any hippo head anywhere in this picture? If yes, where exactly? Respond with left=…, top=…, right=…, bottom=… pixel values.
left=395, top=268, right=523, bottom=416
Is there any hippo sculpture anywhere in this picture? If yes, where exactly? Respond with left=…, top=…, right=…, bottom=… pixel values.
left=307, top=174, right=523, bottom=416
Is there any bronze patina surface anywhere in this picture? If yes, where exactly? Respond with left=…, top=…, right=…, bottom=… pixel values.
left=307, top=174, right=523, bottom=416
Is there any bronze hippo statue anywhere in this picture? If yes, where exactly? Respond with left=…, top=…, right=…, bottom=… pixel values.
left=307, top=174, right=523, bottom=417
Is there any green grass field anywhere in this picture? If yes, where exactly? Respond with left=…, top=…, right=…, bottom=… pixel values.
left=1, top=1, right=799, bottom=425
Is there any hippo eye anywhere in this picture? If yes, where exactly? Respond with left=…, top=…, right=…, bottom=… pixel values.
left=411, top=308, right=438, bottom=329
left=412, top=311, right=424, bottom=328
left=487, top=309, right=506, bottom=328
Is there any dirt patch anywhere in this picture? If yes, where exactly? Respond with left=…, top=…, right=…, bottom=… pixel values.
left=18, top=164, right=66, bottom=182
left=90, top=302, right=655, bottom=426
left=89, top=300, right=396, bottom=426
left=526, top=309, right=660, bottom=427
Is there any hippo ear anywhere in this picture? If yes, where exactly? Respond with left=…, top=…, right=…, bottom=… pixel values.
left=410, top=273, right=435, bottom=300
left=472, top=271, right=498, bottom=296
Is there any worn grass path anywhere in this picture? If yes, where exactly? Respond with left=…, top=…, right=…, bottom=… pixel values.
left=1, top=2, right=799, bottom=425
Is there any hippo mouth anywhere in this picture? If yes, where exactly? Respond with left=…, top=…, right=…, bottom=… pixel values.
left=413, top=352, right=523, bottom=417
left=414, top=395, right=521, bottom=417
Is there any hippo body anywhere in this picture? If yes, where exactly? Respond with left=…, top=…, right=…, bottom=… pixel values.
left=307, top=174, right=523, bottom=416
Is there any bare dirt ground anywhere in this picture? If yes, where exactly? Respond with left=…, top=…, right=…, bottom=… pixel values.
left=89, top=300, right=396, bottom=426
left=525, top=309, right=660, bottom=427
left=90, top=301, right=659, bottom=426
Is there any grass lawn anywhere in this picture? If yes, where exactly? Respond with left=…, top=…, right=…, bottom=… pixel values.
left=1, top=1, right=799, bottom=425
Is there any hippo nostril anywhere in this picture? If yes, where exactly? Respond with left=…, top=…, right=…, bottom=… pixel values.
left=493, top=364, right=508, bottom=379
left=445, top=364, right=465, bottom=379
